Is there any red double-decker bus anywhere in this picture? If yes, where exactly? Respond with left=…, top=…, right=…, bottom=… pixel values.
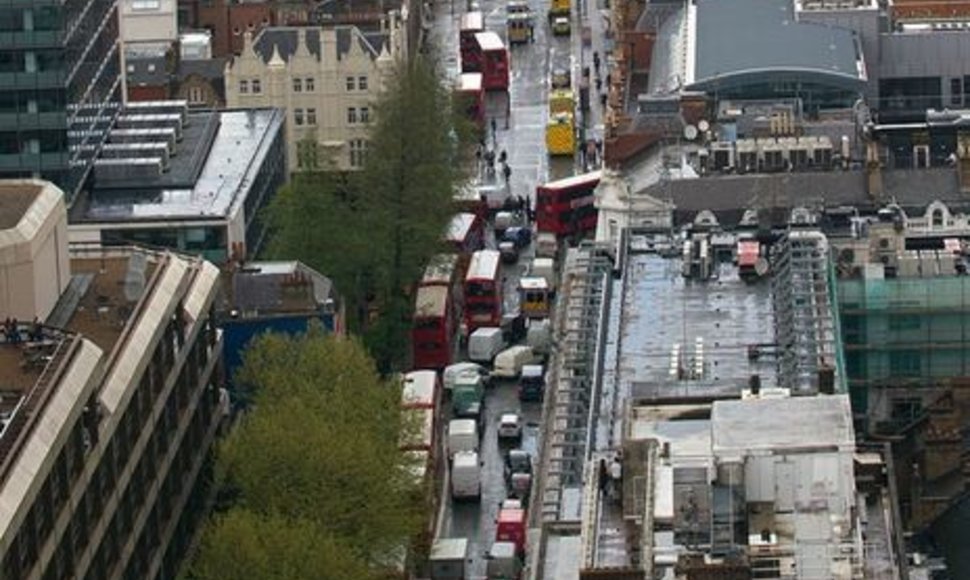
left=445, top=212, right=485, bottom=257
left=463, top=249, right=503, bottom=334
left=536, top=170, right=602, bottom=237
left=459, top=11, right=485, bottom=72
left=412, top=284, right=455, bottom=370
left=474, top=31, right=510, bottom=91
left=456, top=72, right=485, bottom=128
left=422, top=253, right=464, bottom=315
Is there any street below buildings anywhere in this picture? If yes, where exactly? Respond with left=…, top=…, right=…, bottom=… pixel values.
left=427, top=0, right=614, bottom=575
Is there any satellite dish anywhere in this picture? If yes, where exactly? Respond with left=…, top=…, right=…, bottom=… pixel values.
left=698, top=119, right=710, bottom=132
left=683, top=125, right=699, bottom=141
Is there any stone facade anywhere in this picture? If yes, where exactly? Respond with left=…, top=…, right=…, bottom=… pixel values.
left=226, top=23, right=401, bottom=172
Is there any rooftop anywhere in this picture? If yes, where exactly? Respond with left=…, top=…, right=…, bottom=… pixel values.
left=224, top=260, right=336, bottom=316
left=692, top=0, right=866, bottom=91
left=711, top=394, right=855, bottom=454
left=620, top=252, right=778, bottom=403
left=72, top=108, right=285, bottom=223
left=0, top=183, right=42, bottom=230
left=251, top=26, right=387, bottom=64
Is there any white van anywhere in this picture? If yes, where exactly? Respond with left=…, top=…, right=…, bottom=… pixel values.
left=447, top=418, right=479, bottom=459
left=443, top=362, right=489, bottom=392
left=527, top=318, right=553, bottom=357
left=531, top=257, right=557, bottom=291
left=492, top=345, right=536, bottom=378
left=468, top=327, right=505, bottom=363
left=451, top=451, right=482, bottom=501
left=535, top=232, right=557, bottom=259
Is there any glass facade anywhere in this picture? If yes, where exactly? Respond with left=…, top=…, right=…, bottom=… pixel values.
left=0, top=0, right=122, bottom=203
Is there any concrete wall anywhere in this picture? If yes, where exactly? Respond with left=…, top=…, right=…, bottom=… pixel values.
left=120, top=0, right=178, bottom=45
left=0, top=180, right=70, bottom=322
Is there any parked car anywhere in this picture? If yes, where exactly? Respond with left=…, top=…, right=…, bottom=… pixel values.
left=498, top=413, right=523, bottom=440
left=504, top=448, right=533, bottom=500
left=503, top=226, right=532, bottom=249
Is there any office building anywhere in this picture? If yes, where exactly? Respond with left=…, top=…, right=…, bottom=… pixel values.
left=0, top=1, right=123, bottom=203
left=0, top=179, right=225, bottom=580
left=67, top=102, right=287, bottom=263
left=120, top=0, right=178, bottom=54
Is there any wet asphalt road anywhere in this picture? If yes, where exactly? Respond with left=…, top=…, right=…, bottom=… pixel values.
left=426, top=0, right=574, bottom=576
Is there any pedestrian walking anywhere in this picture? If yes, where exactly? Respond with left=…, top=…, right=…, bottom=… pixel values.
left=598, top=459, right=610, bottom=495
left=606, top=73, right=612, bottom=87
left=600, top=92, right=608, bottom=109
left=503, top=162, right=512, bottom=184
left=595, top=77, right=602, bottom=92
left=491, top=117, right=498, bottom=138
left=499, top=149, right=507, bottom=165
left=593, top=51, right=601, bottom=74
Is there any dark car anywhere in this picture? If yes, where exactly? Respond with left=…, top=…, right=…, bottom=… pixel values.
left=503, top=226, right=532, bottom=249
left=504, top=449, right=533, bottom=499
left=518, top=364, right=545, bottom=401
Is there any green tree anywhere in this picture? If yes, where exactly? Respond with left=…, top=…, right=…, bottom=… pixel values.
left=265, top=55, right=474, bottom=372
left=190, top=331, right=423, bottom=576
left=189, top=510, right=378, bottom=580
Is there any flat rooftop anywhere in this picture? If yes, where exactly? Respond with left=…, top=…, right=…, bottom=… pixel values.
left=619, top=251, right=778, bottom=403
left=711, top=394, right=855, bottom=454
left=63, top=255, right=159, bottom=353
left=73, top=108, right=284, bottom=223
left=0, top=183, right=42, bottom=230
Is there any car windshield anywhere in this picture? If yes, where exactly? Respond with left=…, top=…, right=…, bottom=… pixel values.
left=508, top=452, right=530, bottom=471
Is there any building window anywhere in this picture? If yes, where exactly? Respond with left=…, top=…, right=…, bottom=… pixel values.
left=347, top=107, right=357, bottom=124
left=239, top=80, right=249, bottom=94
left=358, top=76, right=368, bottom=91
left=294, top=108, right=304, bottom=126
left=349, top=139, right=368, bottom=168
left=251, top=79, right=261, bottom=94
left=951, top=78, right=963, bottom=106
left=359, top=106, right=370, bottom=123
left=346, top=76, right=356, bottom=91
left=889, top=350, right=922, bottom=378
left=305, top=77, right=315, bottom=92
left=293, top=78, right=302, bottom=92
left=888, top=315, right=921, bottom=332
left=187, top=86, right=205, bottom=105
left=131, top=0, right=161, bottom=10
left=297, top=140, right=319, bottom=169
left=307, top=108, right=316, bottom=125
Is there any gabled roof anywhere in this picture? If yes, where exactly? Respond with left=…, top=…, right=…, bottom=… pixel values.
left=252, top=26, right=387, bottom=64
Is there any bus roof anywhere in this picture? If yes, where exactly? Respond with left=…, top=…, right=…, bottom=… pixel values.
left=460, top=10, right=484, bottom=31
left=539, top=169, right=603, bottom=191
left=458, top=72, right=483, bottom=92
left=415, top=285, right=449, bottom=317
left=422, top=253, right=459, bottom=286
left=446, top=212, right=478, bottom=242
left=400, top=407, right=434, bottom=450
left=475, top=31, right=506, bottom=52
left=402, top=370, right=437, bottom=408
left=466, top=249, right=501, bottom=282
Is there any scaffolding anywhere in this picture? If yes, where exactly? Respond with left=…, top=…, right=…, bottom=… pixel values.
left=538, top=243, right=613, bottom=524
left=771, top=230, right=845, bottom=395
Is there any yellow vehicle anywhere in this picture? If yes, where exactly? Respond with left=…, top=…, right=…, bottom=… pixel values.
left=549, top=0, right=570, bottom=18
left=519, top=277, right=551, bottom=319
left=548, top=89, right=575, bottom=115
left=552, top=16, right=571, bottom=35
left=546, top=112, right=575, bottom=156
left=507, top=14, right=533, bottom=44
